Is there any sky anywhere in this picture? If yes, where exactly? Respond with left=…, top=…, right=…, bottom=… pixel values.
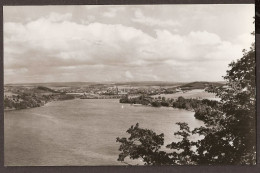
left=4, top=5, right=255, bottom=84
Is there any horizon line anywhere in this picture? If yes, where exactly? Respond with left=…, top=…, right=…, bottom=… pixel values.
left=4, top=80, right=226, bottom=85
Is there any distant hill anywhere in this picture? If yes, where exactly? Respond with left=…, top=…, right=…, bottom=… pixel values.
left=180, top=81, right=225, bottom=90
left=5, top=81, right=184, bottom=87
left=36, top=86, right=60, bottom=93
left=4, top=82, right=99, bottom=87
left=115, top=81, right=184, bottom=87
left=5, top=81, right=225, bottom=89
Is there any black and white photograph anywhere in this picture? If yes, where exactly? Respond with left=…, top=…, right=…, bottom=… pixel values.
left=3, top=4, right=256, bottom=166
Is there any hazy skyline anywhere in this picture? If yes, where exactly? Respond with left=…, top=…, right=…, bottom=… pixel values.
left=4, top=5, right=254, bottom=84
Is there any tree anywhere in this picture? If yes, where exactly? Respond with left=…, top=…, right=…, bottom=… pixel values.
left=209, top=42, right=256, bottom=164
left=116, top=41, right=256, bottom=165
left=116, top=123, right=172, bottom=165
left=151, top=101, right=161, bottom=107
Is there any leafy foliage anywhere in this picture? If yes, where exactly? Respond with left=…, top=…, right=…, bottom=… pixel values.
left=116, top=123, right=172, bottom=165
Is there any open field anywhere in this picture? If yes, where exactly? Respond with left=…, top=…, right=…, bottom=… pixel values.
left=152, top=89, right=220, bottom=101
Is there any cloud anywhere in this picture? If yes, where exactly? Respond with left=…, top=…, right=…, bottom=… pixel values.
left=103, top=7, right=125, bottom=18
left=125, top=71, right=133, bottom=79
left=204, top=41, right=242, bottom=61
left=84, top=5, right=100, bottom=10
left=103, top=9, right=117, bottom=18
left=132, top=10, right=181, bottom=27
left=236, top=32, right=254, bottom=50
left=188, top=31, right=222, bottom=45
left=48, top=12, right=72, bottom=22
left=4, top=11, right=251, bottom=83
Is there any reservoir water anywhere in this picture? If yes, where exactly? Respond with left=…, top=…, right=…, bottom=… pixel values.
left=4, top=99, right=204, bottom=166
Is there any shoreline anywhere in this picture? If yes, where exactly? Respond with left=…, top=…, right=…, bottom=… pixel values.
left=4, top=98, right=194, bottom=112
left=5, top=89, right=216, bottom=114
left=4, top=99, right=64, bottom=112
left=4, top=97, right=122, bottom=112
left=126, top=102, right=195, bottom=112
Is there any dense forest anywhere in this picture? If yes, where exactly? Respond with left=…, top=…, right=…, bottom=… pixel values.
left=4, top=87, right=75, bottom=110
left=120, top=94, right=220, bottom=122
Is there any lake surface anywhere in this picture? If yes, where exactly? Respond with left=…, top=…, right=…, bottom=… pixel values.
left=5, top=99, right=204, bottom=166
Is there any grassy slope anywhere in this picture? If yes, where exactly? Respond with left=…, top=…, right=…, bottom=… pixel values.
left=180, top=81, right=225, bottom=90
